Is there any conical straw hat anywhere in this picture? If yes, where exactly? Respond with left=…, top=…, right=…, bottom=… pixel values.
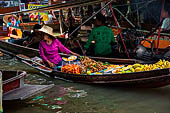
left=38, top=25, right=56, bottom=37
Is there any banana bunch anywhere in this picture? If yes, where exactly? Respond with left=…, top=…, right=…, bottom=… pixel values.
left=114, top=59, right=170, bottom=74
left=155, top=59, right=170, bottom=69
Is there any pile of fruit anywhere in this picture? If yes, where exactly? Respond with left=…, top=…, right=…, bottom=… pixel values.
left=61, top=57, right=169, bottom=75
left=114, top=59, right=170, bottom=74
left=79, top=56, right=108, bottom=73
left=62, top=64, right=80, bottom=74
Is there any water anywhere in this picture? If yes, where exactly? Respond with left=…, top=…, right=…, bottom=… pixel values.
left=0, top=55, right=170, bottom=113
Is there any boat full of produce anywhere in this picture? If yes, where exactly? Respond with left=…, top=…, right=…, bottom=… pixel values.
left=16, top=54, right=170, bottom=88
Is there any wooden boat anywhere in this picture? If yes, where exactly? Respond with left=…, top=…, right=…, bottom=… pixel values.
left=1, top=69, right=54, bottom=100
left=0, top=43, right=169, bottom=88
left=19, top=56, right=170, bottom=88
left=2, top=70, right=26, bottom=94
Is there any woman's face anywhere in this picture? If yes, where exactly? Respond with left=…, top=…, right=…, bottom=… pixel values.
left=43, top=34, right=51, bottom=41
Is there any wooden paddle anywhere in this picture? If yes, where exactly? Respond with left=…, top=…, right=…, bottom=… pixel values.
left=16, top=54, right=53, bottom=73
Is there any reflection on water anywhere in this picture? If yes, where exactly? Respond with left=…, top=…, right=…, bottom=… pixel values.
left=0, top=55, right=170, bottom=113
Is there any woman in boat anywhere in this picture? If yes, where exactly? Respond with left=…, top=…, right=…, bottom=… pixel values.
left=39, top=25, right=80, bottom=70
left=83, top=13, right=116, bottom=57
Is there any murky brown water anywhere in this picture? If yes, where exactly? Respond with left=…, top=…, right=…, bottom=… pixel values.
left=0, top=55, right=170, bottom=113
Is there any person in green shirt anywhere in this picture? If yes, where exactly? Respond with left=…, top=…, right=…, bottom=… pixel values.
left=84, top=13, right=115, bottom=57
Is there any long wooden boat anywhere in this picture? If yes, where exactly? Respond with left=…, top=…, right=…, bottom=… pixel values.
left=21, top=57, right=170, bottom=88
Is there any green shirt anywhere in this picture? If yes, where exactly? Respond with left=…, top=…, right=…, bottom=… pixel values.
left=84, top=26, right=115, bottom=56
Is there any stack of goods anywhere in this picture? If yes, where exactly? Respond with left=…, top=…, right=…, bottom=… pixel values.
left=61, top=56, right=80, bottom=74
left=114, top=59, right=170, bottom=74
left=61, top=56, right=123, bottom=75
left=79, top=56, right=108, bottom=74
left=61, top=56, right=169, bottom=75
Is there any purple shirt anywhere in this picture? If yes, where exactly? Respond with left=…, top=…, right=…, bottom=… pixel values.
left=39, top=38, right=71, bottom=65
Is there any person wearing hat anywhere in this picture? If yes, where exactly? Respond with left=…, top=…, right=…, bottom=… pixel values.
left=3, top=15, right=20, bottom=29
left=39, top=25, right=80, bottom=69
left=84, top=13, right=116, bottom=57
left=3, top=14, right=22, bottom=42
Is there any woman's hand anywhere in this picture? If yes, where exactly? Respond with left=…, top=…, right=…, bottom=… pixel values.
left=47, top=60, right=55, bottom=68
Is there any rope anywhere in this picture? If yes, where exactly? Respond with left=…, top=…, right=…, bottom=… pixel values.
left=109, top=4, right=130, bottom=59
left=113, top=8, right=135, bottom=28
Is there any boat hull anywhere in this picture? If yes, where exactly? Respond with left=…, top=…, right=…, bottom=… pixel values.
left=44, top=68, right=170, bottom=88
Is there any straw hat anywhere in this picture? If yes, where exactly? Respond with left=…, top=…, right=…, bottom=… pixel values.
left=38, top=25, right=55, bottom=37
left=3, top=15, right=17, bottom=24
